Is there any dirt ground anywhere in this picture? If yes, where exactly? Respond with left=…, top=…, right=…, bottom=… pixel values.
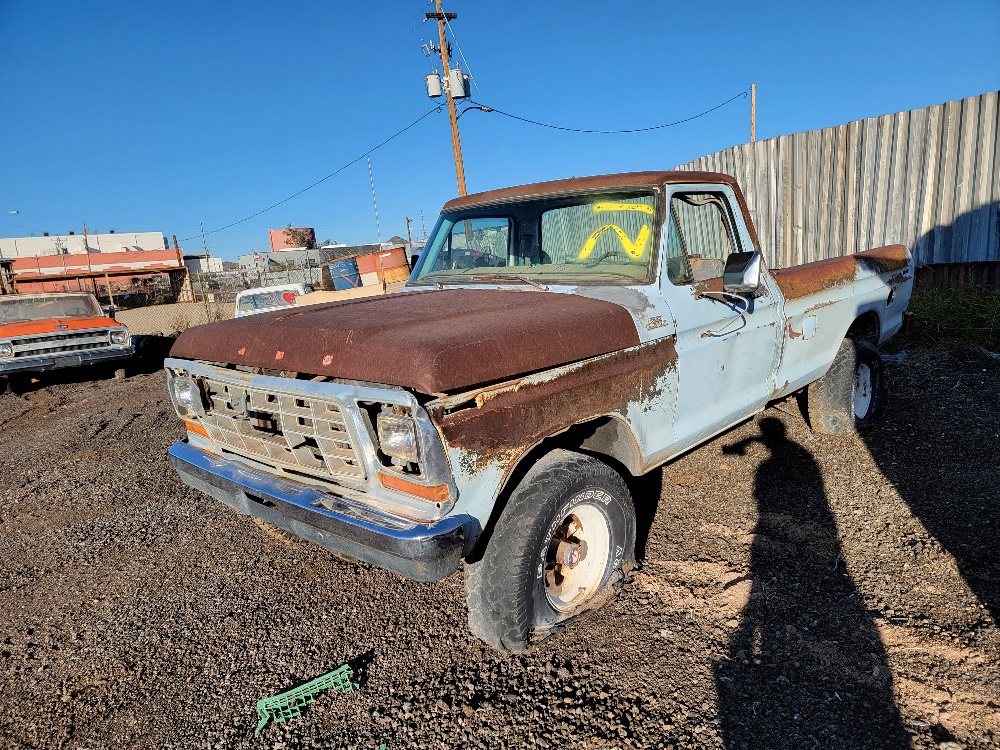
left=0, top=342, right=997, bottom=750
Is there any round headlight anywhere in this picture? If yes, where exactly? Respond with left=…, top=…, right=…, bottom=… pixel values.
left=174, top=378, right=195, bottom=408
left=376, top=410, right=420, bottom=464
left=0, top=342, right=12, bottom=358
left=109, top=327, right=130, bottom=345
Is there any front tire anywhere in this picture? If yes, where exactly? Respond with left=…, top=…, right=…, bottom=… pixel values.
left=808, top=338, right=885, bottom=435
left=465, top=449, right=636, bottom=653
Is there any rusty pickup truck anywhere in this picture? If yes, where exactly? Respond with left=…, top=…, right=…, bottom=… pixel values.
left=164, top=171, right=912, bottom=652
left=0, top=292, right=132, bottom=378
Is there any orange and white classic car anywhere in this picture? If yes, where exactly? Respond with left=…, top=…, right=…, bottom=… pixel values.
left=0, top=292, right=133, bottom=375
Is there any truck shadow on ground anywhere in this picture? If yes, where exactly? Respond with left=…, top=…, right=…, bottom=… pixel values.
left=714, top=417, right=909, bottom=750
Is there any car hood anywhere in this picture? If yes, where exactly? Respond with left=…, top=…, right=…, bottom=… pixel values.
left=0, top=316, right=119, bottom=338
left=170, top=288, right=641, bottom=394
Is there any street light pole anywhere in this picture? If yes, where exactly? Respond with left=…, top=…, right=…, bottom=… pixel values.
left=426, top=0, right=467, bottom=196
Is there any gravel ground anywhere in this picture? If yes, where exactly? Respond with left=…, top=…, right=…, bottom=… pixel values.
left=0, top=342, right=997, bottom=750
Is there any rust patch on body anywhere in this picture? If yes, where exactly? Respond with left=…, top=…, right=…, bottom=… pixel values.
left=771, top=245, right=909, bottom=300
left=856, top=245, right=910, bottom=275
left=428, top=336, right=677, bottom=474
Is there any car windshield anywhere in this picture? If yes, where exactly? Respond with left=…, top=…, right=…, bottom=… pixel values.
left=0, top=295, right=102, bottom=323
left=411, top=191, right=658, bottom=285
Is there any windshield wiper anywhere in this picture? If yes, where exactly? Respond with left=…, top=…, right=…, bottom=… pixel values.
left=413, top=278, right=444, bottom=289
left=469, top=274, right=549, bottom=292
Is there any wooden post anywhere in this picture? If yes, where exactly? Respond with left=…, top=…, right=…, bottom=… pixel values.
left=83, top=222, right=98, bottom=294
left=751, top=83, right=757, bottom=143
left=427, top=1, right=467, bottom=196
left=104, top=272, right=116, bottom=308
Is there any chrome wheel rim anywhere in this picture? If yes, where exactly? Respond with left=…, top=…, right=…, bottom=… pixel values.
left=544, top=501, right=611, bottom=612
left=853, top=363, right=873, bottom=419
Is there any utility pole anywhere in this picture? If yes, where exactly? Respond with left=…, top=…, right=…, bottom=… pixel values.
left=405, top=217, right=414, bottom=250
left=750, top=83, right=757, bottom=143
left=367, top=157, right=382, bottom=244
left=426, top=0, right=467, bottom=196
left=83, top=222, right=98, bottom=294
left=199, top=220, right=211, bottom=316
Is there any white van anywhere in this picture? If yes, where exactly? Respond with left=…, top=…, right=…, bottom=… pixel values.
left=234, top=283, right=314, bottom=318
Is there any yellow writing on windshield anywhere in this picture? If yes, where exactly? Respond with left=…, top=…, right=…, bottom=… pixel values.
left=579, top=223, right=651, bottom=260
left=593, top=202, right=654, bottom=215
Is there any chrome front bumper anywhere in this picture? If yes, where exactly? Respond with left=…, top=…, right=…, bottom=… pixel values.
left=168, top=440, right=478, bottom=582
left=0, top=345, right=133, bottom=374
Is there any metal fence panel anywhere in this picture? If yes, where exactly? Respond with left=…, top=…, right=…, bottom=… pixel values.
left=675, top=91, right=1000, bottom=267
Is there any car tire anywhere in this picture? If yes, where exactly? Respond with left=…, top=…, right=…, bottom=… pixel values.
left=465, top=449, right=636, bottom=653
left=808, top=338, right=885, bottom=435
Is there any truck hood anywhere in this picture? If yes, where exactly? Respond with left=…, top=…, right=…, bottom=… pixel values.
left=0, top=316, right=119, bottom=338
left=170, top=288, right=641, bottom=394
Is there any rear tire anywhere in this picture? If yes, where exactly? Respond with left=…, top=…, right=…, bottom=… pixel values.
left=808, top=338, right=885, bottom=435
left=465, top=449, right=635, bottom=653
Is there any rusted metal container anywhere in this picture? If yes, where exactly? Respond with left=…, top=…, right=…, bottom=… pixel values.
left=328, top=257, right=361, bottom=291
left=356, top=247, right=410, bottom=286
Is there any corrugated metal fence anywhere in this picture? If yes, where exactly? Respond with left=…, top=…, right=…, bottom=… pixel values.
left=674, top=91, right=1000, bottom=271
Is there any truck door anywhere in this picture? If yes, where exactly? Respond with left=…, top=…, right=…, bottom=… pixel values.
left=661, top=184, right=782, bottom=450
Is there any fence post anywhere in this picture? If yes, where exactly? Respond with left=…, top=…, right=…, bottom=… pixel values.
left=201, top=272, right=212, bottom=323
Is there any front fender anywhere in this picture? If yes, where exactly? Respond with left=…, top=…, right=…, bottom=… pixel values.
left=425, top=337, right=678, bottom=527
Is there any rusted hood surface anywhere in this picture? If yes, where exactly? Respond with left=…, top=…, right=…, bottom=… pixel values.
left=170, top=289, right=641, bottom=394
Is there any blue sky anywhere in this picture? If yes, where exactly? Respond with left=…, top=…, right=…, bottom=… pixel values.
left=1, top=0, right=997, bottom=261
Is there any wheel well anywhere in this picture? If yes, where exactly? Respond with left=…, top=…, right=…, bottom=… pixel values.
left=846, top=310, right=880, bottom=345
left=464, top=416, right=645, bottom=564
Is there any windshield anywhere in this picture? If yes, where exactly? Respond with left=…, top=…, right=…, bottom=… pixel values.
left=412, top=191, right=658, bottom=285
left=0, top=295, right=102, bottom=323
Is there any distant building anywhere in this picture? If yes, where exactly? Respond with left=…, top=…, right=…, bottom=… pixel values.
left=183, top=254, right=224, bottom=274
left=237, top=242, right=408, bottom=271
left=238, top=248, right=328, bottom=271
left=0, top=231, right=167, bottom=258
left=268, top=227, right=316, bottom=252
left=0, top=230, right=186, bottom=296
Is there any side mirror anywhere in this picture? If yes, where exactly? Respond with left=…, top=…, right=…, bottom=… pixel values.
left=104, top=305, right=117, bottom=320
left=723, top=250, right=762, bottom=293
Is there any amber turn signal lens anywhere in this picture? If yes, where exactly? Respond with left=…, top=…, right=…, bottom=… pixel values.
left=377, top=471, right=449, bottom=503
left=185, top=420, right=209, bottom=439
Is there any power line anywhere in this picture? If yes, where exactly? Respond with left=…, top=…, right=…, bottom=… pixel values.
left=465, top=89, right=749, bottom=134
left=180, top=105, right=443, bottom=242
left=444, top=17, right=516, bottom=178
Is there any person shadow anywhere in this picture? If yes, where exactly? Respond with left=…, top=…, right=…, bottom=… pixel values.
left=714, top=417, right=909, bottom=749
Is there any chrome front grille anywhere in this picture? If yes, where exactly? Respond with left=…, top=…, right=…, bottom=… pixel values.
left=12, top=330, right=112, bottom=357
left=197, top=376, right=366, bottom=486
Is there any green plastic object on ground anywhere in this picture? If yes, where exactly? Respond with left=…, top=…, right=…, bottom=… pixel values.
left=255, top=663, right=358, bottom=735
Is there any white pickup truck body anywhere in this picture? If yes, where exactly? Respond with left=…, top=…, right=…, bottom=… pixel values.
left=164, top=171, right=912, bottom=650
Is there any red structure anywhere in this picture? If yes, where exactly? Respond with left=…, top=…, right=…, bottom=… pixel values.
left=8, top=248, right=188, bottom=297
left=268, top=228, right=316, bottom=252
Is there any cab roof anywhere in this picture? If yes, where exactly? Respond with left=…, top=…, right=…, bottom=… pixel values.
left=441, top=170, right=741, bottom=211
left=440, top=170, right=759, bottom=250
